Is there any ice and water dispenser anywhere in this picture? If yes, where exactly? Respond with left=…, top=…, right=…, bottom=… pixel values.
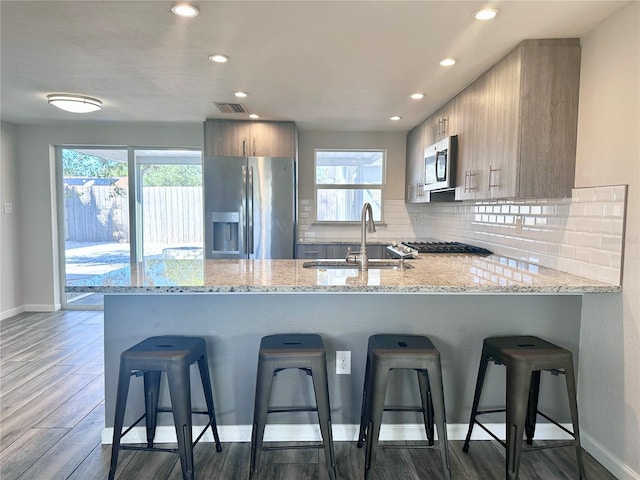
left=210, top=212, right=241, bottom=255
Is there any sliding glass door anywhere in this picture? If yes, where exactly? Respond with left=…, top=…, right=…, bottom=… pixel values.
left=58, top=147, right=202, bottom=308
left=60, top=148, right=130, bottom=307
left=134, top=150, right=202, bottom=261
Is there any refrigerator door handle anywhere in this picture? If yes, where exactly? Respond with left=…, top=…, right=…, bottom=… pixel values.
left=242, top=164, right=248, bottom=254
left=248, top=165, right=254, bottom=255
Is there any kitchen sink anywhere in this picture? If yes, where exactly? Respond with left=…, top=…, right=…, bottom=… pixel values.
left=302, top=259, right=414, bottom=270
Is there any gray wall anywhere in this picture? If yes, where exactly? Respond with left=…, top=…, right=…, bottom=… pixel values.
left=574, top=3, right=640, bottom=478
left=11, top=122, right=204, bottom=311
left=0, top=122, right=24, bottom=317
left=104, top=293, right=582, bottom=431
left=297, top=130, right=407, bottom=202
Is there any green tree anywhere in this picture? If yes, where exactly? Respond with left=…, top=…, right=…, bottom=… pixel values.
left=141, top=165, right=202, bottom=187
left=62, top=149, right=127, bottom=178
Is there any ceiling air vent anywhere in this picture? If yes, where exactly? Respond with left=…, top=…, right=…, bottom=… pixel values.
left=214, top=102, right=248, bottom=113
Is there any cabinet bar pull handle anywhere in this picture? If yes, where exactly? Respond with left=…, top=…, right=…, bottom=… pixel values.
left=468, top=170, right=477, bottom=191
left=488, top=165, right=499, bottom=190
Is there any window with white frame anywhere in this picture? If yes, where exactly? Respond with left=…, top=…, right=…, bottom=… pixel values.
left=315, top=149, right=385, bottom=222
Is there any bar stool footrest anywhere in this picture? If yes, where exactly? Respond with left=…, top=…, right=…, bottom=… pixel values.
left=383, top=405, right=425, bottom=413
left=262, top=443, right=325, bottom=451
left=267, top=406, right=319, bottom=414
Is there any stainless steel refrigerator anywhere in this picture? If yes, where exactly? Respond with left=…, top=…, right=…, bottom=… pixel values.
left=204, top=156, right=296, bottom=259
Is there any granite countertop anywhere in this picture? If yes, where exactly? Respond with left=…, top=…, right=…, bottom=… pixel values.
left=65, top=255, right=619, bottom=294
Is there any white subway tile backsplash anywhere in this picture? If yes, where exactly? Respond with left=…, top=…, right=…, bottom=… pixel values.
left=585, top=203, right=605, bottom=217
left=298, top=184, right=626, bottom=285
left=574, top=187, right=596, bottom=203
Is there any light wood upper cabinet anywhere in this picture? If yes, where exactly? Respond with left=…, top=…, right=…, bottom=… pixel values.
left=204, top=119, right=297, bottom=158
left=405, top=126, right=426, bottom=203
left=406, top=106, right=453, bottom=203
left=407, top=38, right=581, bottom=202
left=488, top=46, right=521, bottom=199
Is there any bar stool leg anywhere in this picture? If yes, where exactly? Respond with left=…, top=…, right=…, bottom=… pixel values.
left=463, top=348, right=490, bottom=452
left=505, top=364, right=532, bottom=480
left=364, top=362, right=390, bottom=480
left=357, top=352, right=372, bottom=448
left=417, top=369, right=435, bottom=445
left=167, top=363, right=195, bottom=480
left=425, top=363, right=451, bottom=480
left=525, top=370, right=541, bottom=445
left=197, top=354, right=222, bottom=452
left=311, top=360, right=337, bottom=480
left=250, top=360, right=275, bottom=480
left=563, top=362, right=587, bottom=479
left=109, top=360, right=132, bottom=480
left=143, top=370, right=161, bottom=448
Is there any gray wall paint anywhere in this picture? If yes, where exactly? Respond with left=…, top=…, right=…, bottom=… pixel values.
left=104, top=293, right=582, bottom=430
left=13, top=123, right=203, bottom=310
left=297, top=130, right=407, bottom=202
left=575, top=2, right=640, bottom=477
left=0, top=122, right=24, bottom=317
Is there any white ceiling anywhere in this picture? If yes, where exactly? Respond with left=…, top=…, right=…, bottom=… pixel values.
left=0, top=1, right=629, bottom=132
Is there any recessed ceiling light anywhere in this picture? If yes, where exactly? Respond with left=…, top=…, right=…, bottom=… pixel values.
left=171, top=3, right=200, bottom=17
left=439, top=58, right=456, bottom=67
left=410, top=93, right=425, bottom=100
left=234, top=91, right=248, bottom=98
left=209, top=54, right=229, bottom=63
left=249, top=114, right=260, bottom=119
left=472, top=8, right=499, bottom=20
left=389, top=115, right=402, bottom=121
left=47, top=94, right=102, bottom=113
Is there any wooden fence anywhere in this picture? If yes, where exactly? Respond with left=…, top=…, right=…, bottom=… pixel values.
left=64, top=185, right=203, bottom=244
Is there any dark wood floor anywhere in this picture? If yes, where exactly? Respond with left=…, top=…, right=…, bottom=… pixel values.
left=0, top=310, right=617, bottom=479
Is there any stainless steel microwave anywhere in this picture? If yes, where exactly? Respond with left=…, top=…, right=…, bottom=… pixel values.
left=423, top=135, right=457, bottom=192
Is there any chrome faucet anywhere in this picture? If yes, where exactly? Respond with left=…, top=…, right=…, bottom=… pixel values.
left=346, top=202, right=376, bottom=270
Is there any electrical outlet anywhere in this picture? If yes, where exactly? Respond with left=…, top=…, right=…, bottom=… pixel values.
left=336, top=351, right=351, bottom=375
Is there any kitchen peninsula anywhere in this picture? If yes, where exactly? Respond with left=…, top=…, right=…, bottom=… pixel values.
left=70, top=256, right=618, bottom=443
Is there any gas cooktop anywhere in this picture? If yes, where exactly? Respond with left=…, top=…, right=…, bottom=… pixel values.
left=387, top=241, right=492, bottom=258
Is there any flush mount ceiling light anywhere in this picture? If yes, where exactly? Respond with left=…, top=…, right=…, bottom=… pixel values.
left=472, top=8, right=499, bottom=20
left=439, top=58, right=456, bottom=67
left=249, top=114, right=260, bottom=119
left=171, top=3, right=200, bottom=17
left=234, top=91, right=248, bottom=98
left=47, top=94, right=102, bottom=113
left=410, top=93, right=425, bottom=100
left=209, top=54, right=229, bottom=63
left=389, top=115, right=402, bottom=121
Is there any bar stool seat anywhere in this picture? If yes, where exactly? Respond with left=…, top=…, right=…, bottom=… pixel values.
left=357, top=334, right=451, bottom=480
left=463, top=335, right=586, bottom=480
left=250, top=334, right=336, bottom=480
left=109, top=335, right=222, bottom=480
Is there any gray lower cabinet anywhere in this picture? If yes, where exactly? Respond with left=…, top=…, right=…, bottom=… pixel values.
left=296, top=244, right=326, bottom=259
left=297, top=243, right=387, bottom=259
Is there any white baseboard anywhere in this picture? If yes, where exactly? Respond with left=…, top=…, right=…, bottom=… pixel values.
left=24, top=303, right=61, bottom=312
left=102, top=422, right=574, bottom=445
left=582, top=431, right=640, bottom=480
left=0, top=305, right=25, bottom=321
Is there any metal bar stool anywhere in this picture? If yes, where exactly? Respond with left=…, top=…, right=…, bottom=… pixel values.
left=109, top=336, right=222, bottom=480
left=463, top=335, right=586, bottom=480
left=250, top=334, right=336, bottom=480
left=357, top=334, right=451, bottom=480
